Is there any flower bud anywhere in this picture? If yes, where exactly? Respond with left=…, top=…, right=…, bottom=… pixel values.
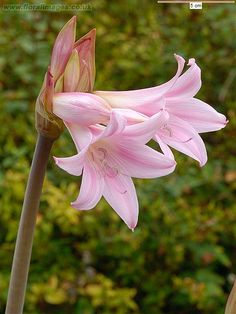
left=50, top=16, right=76, bottom=81
left=63, top=49, right=80, bottom=92
left=74, top=28, right=96, bottom=92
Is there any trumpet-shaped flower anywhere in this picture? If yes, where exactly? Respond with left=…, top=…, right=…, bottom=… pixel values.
left=48, top=17, right=227, bottom=229
left=53, top=92, right=111, bottom=126
left=54, top=111, right=176, bottom=229
left=95, top=55, right=227, bottom=166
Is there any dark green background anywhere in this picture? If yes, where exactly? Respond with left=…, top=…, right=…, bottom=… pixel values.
left=0, top=1, right=235, bottom=313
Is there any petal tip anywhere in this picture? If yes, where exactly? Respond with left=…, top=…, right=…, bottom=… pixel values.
left=71, top=201, right=92, bottom=211
left=128, top=220, right=137, bottom=231
left=88, top=28, right=96, bottom=36
left=71, top=201, right=78, bottom=209
left=68, top=16, right=77, bottom=30
left=174, top=53, right=185, bottom=64
left=71, top=201, right=85, bottom=210
left=187, top=58, right=196, bottom=66
left=53, top=156, right=59, bottom=165
left=199, top=158, right=207, bottom=167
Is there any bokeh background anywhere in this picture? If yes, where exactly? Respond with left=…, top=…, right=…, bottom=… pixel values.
left=0, top=1, right=235, bottom=313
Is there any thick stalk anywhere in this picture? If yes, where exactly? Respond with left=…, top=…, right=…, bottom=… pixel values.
left=5, top=134, right=55, bottom=314
left=225, top=280, right=236, bottom=314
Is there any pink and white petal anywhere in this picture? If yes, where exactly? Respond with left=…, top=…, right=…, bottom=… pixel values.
left=159, top=115, right=207, bottom=166
left=53, top=152, right=86, bottom=176
left=94, top=54, right=185, bottom=114
left=50, top=16, right=76, bottom=81
left=65, top=122, right=92, bottom=151
left=72, top=161, right=104, bottom=210
left=112, top=108, right=147, bottom=125
left=98, top=111, right=126, bottom=139
left=155, top=134, right=175, bottom=160
left=88, top=124, right=105, bottom=139
left=53, top=92, right=111, bottom=125
left=166, top=98, right=228, bottom=133
left=123, top=110, right=169, bottom=144
left=103, top=174, right=138, bottom=230
left=166, top=58, right=201, bottom=99
left=107, top=141, right=176, bottom=178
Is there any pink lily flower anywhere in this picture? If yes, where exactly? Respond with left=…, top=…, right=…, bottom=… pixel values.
left=49, top=17, right=227, bottom=230
left=54, top=111, right=176, bottom=230
left=95, top=55, right=227, bottom=166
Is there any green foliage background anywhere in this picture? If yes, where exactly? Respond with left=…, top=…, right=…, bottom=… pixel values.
left=0, top=1, right=235, bottom=313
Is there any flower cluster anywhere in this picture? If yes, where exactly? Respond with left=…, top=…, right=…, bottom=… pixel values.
left=43, top=17, right=227, bottom=229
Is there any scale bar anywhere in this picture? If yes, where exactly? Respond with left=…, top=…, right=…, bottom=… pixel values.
left=158, top=1, right=235, bottom=3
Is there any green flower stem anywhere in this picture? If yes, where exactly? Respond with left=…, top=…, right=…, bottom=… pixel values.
left=5, top=134, right=55, bottom=314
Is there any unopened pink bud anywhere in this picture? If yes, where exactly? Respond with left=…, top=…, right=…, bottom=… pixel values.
left=50, top=16, right=76, bottom=81
left=74, top=28, right=96, bottom=92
